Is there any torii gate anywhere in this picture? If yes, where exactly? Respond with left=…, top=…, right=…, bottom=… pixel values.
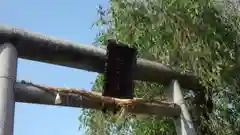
left=0, top=25, right=200, bottom=135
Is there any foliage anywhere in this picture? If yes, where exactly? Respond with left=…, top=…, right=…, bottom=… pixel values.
left=79, top=0, right=240, bottom=134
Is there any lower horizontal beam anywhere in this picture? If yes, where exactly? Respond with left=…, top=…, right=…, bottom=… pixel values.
left=14, top=81, right=181, bottom=117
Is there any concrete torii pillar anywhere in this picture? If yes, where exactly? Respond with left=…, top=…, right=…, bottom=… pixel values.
left=167, top=80, right=197, bottom=135
left=0, top=43, right=18, bottom=135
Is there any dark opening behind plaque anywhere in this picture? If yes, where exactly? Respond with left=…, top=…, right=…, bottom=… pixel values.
left=103, top=40, right=137, bottom=99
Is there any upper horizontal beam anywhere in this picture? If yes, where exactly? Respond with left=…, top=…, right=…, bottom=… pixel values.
left=0, top=25, right=203, bottom=91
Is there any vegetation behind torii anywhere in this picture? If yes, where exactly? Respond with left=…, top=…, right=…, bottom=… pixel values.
left=79, top=0, right=240, bottom=135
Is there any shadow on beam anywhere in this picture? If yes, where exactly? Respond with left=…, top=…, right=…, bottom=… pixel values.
left=0, top=25, right=203, bottom=91
left=14, top=81, right=181, bottom=117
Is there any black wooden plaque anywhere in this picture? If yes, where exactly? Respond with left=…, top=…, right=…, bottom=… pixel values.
left=103, top=40, right=137, bottom=99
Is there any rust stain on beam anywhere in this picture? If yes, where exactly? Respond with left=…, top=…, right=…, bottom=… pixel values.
left=14, top=81, right=181, bottom=117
